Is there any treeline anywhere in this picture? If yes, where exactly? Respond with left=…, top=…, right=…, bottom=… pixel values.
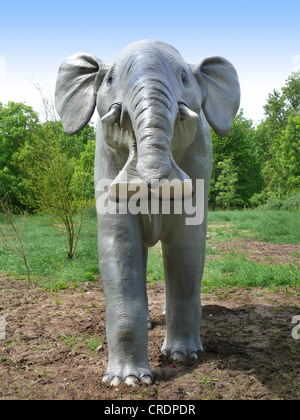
left=210, top=71, right=300, bottom=210
left=0, top=71, right=299, bottom=212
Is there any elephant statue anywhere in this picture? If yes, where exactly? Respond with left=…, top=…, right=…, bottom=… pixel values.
left=55, top=40, right=240, bottom=386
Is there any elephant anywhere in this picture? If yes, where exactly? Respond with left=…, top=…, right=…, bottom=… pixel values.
left=55, top=39, right=240, bottom=386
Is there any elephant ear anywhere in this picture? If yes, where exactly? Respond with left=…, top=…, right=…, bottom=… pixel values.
left=191, top=57, right=240, bottom=136
left=55, top=53, right=109, bottom=135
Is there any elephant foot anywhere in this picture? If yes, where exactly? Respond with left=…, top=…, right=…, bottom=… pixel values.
left=102, top=365, right=153, bottom=387
left=161, top=338, right=204, bottom=361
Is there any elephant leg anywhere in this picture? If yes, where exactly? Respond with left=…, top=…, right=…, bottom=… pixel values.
left=161, top=216, right=206, bottom=360
left=98, top=213, right=153, bottom=386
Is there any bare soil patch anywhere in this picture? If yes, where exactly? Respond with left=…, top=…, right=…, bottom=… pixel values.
left=208, top=239, right=300, bottom=265
left=0, top=275, right=299, bottom=400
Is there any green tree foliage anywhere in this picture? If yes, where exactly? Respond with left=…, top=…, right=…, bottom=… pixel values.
left=0, top=102, right=39, bottom=207
left=282, top=71, right=300, bottom=113
left=71, top=138, right=95, bottom=203
left=256, top=70, right=300, bottom=202
left=209, top=111, right=263, bottom=208
left=263, top=71, right=300, bottom=130
left=210, top=71, right=300, bottom=209
left=263, top=89, right=287, bottom=136
left=0, top=101, right=95, bottom=211
left=215, top=158, right=241, bottom=210
left=262, top=114, right=300, bottom=198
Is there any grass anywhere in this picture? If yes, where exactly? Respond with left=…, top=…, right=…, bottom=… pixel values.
left=202, top=254, right=299, bottom=292
left=58, top=333, right=103, bottom=353
left=147, top=246, right=164, bottom=285
left=207, top=208, right=300, bottom=244
left=204, top=209, right=299, bottom=291
left=0, top=209, right=99, bottom=290
left=0, top=208, right=299, bottom=290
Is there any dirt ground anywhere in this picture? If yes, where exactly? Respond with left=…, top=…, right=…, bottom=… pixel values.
left=0, top=274, right=299, bottom=400
left=207, top=237, right=300, bottom=265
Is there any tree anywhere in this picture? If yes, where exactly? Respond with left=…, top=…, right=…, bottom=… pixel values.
left=0, top=102, right=39, bottom=207
left=282, top=71, right=300, bottom=113
left=262, top=114, right=300, bottom=198
left=19, top=121, right=95, bottom=259
left=263, top=71, right=300, bottom=132
left=258, top=71, right=300, bottom=199
left=209, top=110, right=263, bottom=208
left=263, top=89, right=287, bottom=136
left=215, top=158, right=241, bottom=210
left=0, top=95, right=95, bottom=260
left=261, top=71, right=300, bottom=144
left=71, top=138, right=95, bottom=203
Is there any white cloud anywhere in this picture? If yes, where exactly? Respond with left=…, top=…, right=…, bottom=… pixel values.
left=0, top=56, right=6, bottom=80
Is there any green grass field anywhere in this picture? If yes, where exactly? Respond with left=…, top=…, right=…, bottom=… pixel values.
left=207, top=209, right=300, bottom=244
left=0, top=208, right=299, bottom=291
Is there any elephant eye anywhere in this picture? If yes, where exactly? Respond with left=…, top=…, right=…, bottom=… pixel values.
left=106, top=67, right=115, bottom=85
left=181, top=70, right=189, bottom=86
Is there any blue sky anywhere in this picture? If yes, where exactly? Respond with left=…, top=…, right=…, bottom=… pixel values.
left=1, top=0, right=300, bottom=124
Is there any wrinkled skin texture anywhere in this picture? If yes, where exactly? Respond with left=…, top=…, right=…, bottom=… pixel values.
left=55, top=40, right=240, bottom=386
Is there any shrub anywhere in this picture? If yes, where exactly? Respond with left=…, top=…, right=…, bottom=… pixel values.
left=264, top=191, right=300, bottom=211
left=282, top=191, right=300, bottom=211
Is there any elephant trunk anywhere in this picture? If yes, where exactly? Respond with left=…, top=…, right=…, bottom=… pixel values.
left=127, top=78, right=177, bottom=187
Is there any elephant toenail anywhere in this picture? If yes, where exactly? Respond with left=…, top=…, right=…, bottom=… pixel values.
left=110, top=376, right=121, bottom=387
left=171, top=351, right=186, bottom=361
left=141, top=375, right=153, bottom=385
left=189, top=352, right=198, bottom=359
left=124, top=375, right=139, bottom=386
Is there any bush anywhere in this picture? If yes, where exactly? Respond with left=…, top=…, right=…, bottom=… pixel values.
left=264, top=197, right=285, bottom=210
left=249, top=192, right=265, bottom=208
left=282, top=191, right=300, bottom=210
left=264, top=191, right=300, bottom=211
left=0, top=102, right=40, bottom=208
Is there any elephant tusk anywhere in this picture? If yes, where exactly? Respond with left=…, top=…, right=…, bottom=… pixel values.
left=101, top=103, right=122, bottom=123
left=178, top=103, right=199, bottom=121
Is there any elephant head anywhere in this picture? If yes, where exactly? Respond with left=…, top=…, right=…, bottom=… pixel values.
left=55, top=40, right=240, bottom=197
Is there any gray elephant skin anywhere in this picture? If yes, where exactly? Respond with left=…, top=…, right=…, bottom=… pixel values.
left=55, top=40, right=240, bottom=386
